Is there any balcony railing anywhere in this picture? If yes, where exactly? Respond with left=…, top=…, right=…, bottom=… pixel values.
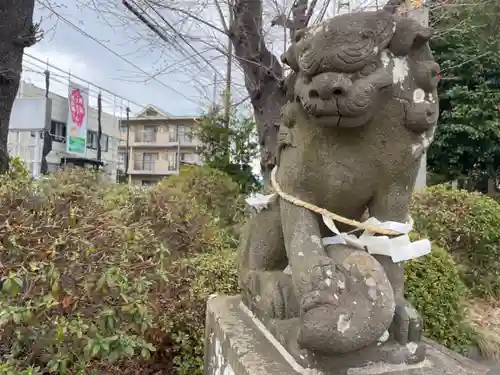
left=179, top=136, right=198, bottom=145
left=135, top=130, right=157, bottom=143
left=134, top=160, right=156, bottom=171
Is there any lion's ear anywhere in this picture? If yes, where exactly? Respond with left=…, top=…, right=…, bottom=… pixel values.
left=389, top=18, right=433, bottom=56
left=281, top=44, right=299, bottom=72
left=294, top=28, right=306, bottom=43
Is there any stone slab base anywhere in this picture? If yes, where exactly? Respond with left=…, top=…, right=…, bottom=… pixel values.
left=204, top=295, right=492, bottom=375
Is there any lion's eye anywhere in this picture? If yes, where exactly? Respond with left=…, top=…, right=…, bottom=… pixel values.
left=360, top=30, right=373, bottom=39
left=358, top=62, right=378, bottom=77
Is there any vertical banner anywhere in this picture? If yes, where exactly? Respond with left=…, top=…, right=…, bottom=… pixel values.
left=66, top=81, right=88, bottom=155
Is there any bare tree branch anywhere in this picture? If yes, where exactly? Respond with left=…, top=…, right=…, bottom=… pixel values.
left=271, top=0, right=319, bottom=41
left=148, top=1, right=229, bottom=35
left=212, top=0, right=230, bottom=32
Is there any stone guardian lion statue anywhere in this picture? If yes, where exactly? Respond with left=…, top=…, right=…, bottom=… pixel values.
left=239, top=7, right=439, bottom=372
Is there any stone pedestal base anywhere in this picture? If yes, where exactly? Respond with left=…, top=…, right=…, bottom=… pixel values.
left=204, top=295, right=491, bottom=375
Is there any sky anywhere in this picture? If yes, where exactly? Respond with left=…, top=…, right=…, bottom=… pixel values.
left=23, top=0, right=254, bottom=116
left=22, top=0, right=381, bottom=117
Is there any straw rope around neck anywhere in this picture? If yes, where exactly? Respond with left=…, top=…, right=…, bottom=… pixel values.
left=270, top=166, right=403, bottom=236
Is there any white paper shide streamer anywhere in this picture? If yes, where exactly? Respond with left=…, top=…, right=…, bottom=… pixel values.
left=245, top=193, right=277, bottom=213
left=322, top=215, right=431, bottom=263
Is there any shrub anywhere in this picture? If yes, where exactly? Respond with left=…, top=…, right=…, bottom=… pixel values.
left=0, top=157, right=31, bottom=197
left=0, top=166, right=240, bottom=375
left=157, top=165, right=245, bottom=228
left=405, top=240, right=476, bottom=352
left=411, top=184, right=500, bottom=297
left=159, top=248, right=239, bottom=375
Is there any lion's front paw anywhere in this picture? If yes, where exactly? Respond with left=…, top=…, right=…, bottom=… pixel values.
left=391, top=298, right=423, bottom=345
left=300, top=256, right=346, bottom=313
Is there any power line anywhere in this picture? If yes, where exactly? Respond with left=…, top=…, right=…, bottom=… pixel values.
left=35, top=0, right=202, bottom=107
left=123, top=0, right=231, bottom=120
left=123, top=0, right=227, bottom=110
left=138, top=0, right=224, bottom=80
left=21, top=60, right=136, bottom=116
left=123, top=0, right=197, bottom=65
left=23, top=53, right=143, bottom=111
left=22, top=68, right=130, bottom=116
left=23, top=60, right=131, bottom=108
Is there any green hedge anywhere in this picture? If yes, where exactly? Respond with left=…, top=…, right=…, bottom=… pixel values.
left=157, top=165, right=245, bottom=228
left=405, top=240, right=476, bottom=352
left=411, top=184, right=500, bottom=298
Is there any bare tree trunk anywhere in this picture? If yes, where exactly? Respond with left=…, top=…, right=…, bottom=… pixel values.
left=231, top=0, right=315, bottom=188
left=231, top=0, right=286, bottom=189
left=0, top=0, right=39, bottom=173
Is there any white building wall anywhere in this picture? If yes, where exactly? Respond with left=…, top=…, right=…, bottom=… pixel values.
left=8, top=82, right=121, bottom=181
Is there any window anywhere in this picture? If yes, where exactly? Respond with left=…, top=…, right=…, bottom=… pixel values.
left=50, top=120, right=66, bottom=143
left=119, top=123, right=128, bottom=133
left=141, top=152, right=158, bottom=171
left=142, top=179, right=157, bottom=186
left=168, top=125, right=178, bottom=142
left=145, top=109, right=158, bottom=117
left=118, top=151, right=126, bottom=165
left=167, top=151, right=177, bottom=171
left=86, top=131, right=109, bottom=151
left=179, top=125, right=194, bottom=143
left=87, top=130, right=98, bottom=149
left=100, top=134, right=109, bottom=152
left=143, top=125, right=158, bottom=142
left=118, top=152, right=126, bottom=171
left=30, top=131, right=44, bottom=139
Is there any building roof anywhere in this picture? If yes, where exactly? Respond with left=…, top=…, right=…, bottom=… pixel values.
left=125, top=104, right=200, bottom=122
left=134, top=104, right=171, bottom=118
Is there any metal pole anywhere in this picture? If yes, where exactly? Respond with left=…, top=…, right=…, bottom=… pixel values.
left=177, top=124, right=181, bottom=174
left=97, top=92, right=102, bottom=162
left=124, top=106, right=130, bottom=176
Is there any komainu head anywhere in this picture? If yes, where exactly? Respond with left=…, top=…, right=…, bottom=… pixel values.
left=281, top=9, right=440, bottom=131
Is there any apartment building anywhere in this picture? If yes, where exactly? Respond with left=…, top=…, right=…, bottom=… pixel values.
left=7, top=81, right=121, bottom=180
left=118, top=105, right=202, bottom=186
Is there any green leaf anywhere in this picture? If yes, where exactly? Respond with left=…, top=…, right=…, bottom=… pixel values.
left=141, top=348, right=151, bottom=360
left=13, top=277, right=23, bottom=289
left=124, top=345, right=134, bottom=356
left=91, top=343, right=100, bottom=357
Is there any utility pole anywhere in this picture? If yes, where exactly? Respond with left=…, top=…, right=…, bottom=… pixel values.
left=124, top=106, right=131, bottom=178
left=97, top=92, right=102, bottom=163
left=40, top=69, right=52, bottom=175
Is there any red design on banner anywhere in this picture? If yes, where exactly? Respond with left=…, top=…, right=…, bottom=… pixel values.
left=69, top=88, right=86, bottom=128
